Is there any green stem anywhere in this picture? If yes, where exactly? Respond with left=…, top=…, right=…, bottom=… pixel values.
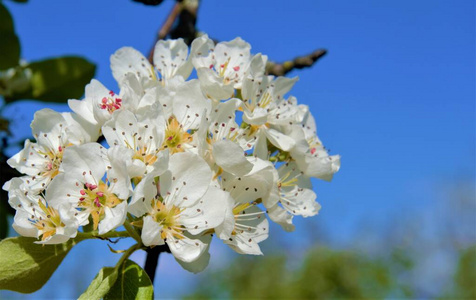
left=123, top=220, right=142, bottom=244
left=75, top=230, right=130, bottom=241
left=115, top=243, right=141, bottom=269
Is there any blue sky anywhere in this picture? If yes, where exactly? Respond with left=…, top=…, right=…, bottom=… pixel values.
left=1, top=0, right=475, bottom=298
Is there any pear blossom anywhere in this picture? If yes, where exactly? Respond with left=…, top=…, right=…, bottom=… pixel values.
left=265, top=162, right=321, bottom=232
left=7, top=109, right=97, bottom=192
left=191, top=35, right=252, bottom=100
left=102, top=104, right=166, bottom=179
left=195, top=98, right=254, bottom=177
left=4, top=178, right=79, bottom=244
left=288, top=111, right=341, bottom=181
left=68, top=79, right=122, bottom=128
left=240, top=74, right=305, bottom=158
left=215, top=200, right=269, bottom=255
left=111, top=38, right=193, bottom=87
left=46, top=144, right=131, bottom=234
left=129, top=152, right=230, bottom=263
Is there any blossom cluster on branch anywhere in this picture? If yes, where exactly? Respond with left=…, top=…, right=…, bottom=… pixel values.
left=3, top=36, right=340, bottom=272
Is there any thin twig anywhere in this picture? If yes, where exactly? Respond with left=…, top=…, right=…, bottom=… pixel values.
left=266, top=49, right=327, bottom=76
left=148, top=2, right=182, bottom=63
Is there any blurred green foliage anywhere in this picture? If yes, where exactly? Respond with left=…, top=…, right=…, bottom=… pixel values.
left=186, top=244, right=476, bottom=299
left=0, top=3, right=20, bottom=70
left=185, top=247, right=413, bottom=299
left=446, top=246, right=476, bottom=299
left=4, top=56, right=96, bottom=104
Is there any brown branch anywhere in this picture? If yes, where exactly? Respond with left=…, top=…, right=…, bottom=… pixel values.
left=265, top=49, right=327, bottom=77
left=148, top=3, right=182, bottom=62
left=147, top=1, right=199, bottom=63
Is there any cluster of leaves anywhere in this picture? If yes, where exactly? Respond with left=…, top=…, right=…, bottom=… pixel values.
left=0, top=0, right=96, bottom=239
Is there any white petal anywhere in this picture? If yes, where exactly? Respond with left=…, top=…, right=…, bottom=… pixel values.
left=196, top=68, right=234, bottom=100
left=68, top=98, right=96, bottom=125
left=129, top=173, right=158, bottom=217
left=213, top=140, right=252, bottom=176
left=12, top=210, right=38, bottom=238
left=110, top=47, right=153, bottom=83
left=161, top=153, right=212, bottom=207
left=45, top=173, right=80, bottom=208
left=176, top=249, right=210, bottom=274
left=226, top=206, right=268, bottom=255
left=98, top=201, right=127, bottom=234
left=300, top=154, right=341, bottom=181
left=214, top=194, right=235, bottom=240
left=141, top=215, right=165, bottom=247
left=253, top=128, right=269, bottom=160
left=190, top=34, right=214, bottom=69
left=62, top=112, right=101, bottom=143
left=7, top=140, right=44, bottom=176
left=175, top=234, right=212, bottom=273
left=180, top=186, right=230, bottom=235
left=36, top=233, right=74, bottom=245
left=265, top=127, right=295, bottom=151
left=267, top=204, right=295, bottom=232
left=223, top=158, right=275, bottom=204
left=272, top=76, right=298, bottom=101
left=167, top=235, right=207, bottom=263
left=172, top=79, right=211, bottom=130
left=31, top=109, right=65, bottom=149
left=153, top=38, right=192, bottom=81
left=107, top=147, right=133, bottom=200
left=59, top=143, right=106, bottom=183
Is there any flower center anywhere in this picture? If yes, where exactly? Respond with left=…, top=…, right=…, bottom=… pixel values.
left=99, top=91, right=122, bottom=113
left=162, top=117, right=193, bottom=154
left=132, top=146, right=158, bottom=166
left=39, top=145, right=70, bottom=179
left=150, top=198, right=183, bottom=240
left=31, top=199, right=64, bottom=241
left=78, top=181, right=121, bottom=230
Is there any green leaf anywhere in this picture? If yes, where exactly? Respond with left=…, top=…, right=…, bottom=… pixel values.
left=0, top=3, right=14, bottom=32
left=4, top=56, right=96, bottom=104
left=79, top=267, right=119, bottom=300
left=0, top=3, right=20, bottom=70
left=104, top=259, right=154, bottom=300
left=0, top=236, right=80, bottom=293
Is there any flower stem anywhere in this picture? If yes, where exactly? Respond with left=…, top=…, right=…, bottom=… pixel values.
left=115, top=243, right=141, bottom=269
left=76, top=230, right=130, bottom=241
left=123, top=220, right=142, bottom=244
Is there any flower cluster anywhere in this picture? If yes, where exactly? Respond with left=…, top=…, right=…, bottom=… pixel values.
left=3, top=36, right=340, bottom=272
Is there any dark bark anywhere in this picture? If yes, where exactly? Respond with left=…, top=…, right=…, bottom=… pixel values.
left=144, top=244, right=171, bottom=284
